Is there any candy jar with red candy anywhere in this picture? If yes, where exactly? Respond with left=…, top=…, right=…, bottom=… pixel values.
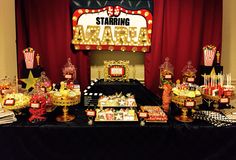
left=159, top=57, right=174, bottom=112
left=35, top=71, right=54, bottom=112
left=29, top=90, right=47, bottom=123
left=162, top=83, right=172, bottom=112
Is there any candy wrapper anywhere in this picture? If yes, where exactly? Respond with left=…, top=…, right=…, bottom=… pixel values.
left=23, top=47, right=35, bottom=69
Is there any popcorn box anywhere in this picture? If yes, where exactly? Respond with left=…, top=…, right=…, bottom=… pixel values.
left=23, top=47, right=35, bottom=69
left=203, top=45, right=216, bottom=66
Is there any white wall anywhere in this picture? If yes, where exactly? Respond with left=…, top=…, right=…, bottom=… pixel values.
left=0, top=0, right=17, bottom=78
left=222, top=0, right=236, bottom=86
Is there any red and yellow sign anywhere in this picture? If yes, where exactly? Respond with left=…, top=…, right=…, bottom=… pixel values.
left=71, top=6, right=152, bottom=52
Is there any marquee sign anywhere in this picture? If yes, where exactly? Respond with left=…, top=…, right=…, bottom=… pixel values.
left=71, top=3, right=153, bottom=53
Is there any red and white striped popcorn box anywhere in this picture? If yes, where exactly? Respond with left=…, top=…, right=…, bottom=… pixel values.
left=203, top=45, right=216, bottom=66
left=23, top=47, right=35, bottom=69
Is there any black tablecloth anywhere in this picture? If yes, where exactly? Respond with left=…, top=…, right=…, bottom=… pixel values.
left=1, top=80, right=236, bottom=160
left=1, top=106, right=236, bottom=160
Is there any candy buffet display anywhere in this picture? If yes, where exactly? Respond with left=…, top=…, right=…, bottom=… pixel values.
left=98, top=92, right=137, bottom=107
left=2, top=93, right=31, bottom=113
left=95, top=108, right=137, bottom=121
left=47, top=57, right=81, bottom=122
left=171, top=61, right=202, bottom=122
left=172, top=81, right=202, bottom=122
left=200, top=71, right=234, bottom=109
left=86, top=93, right=138, bottom=125
left=50, top=81, right=81, bottom=122
left=139, top=106, right=168, bottom=126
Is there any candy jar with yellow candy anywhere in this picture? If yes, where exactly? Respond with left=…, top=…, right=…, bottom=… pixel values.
left=51, top=81, right=81, bottom=122
left=171, top=79, right=202, bottom=122
left=2, top=92, right=31, bottom=115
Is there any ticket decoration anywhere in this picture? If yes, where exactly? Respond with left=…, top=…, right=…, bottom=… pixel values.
left=23, top=47, right=35, bottom=69
left=71, top=0, right=153, bottom=52
left=203, top=45, right=216, bottom=66
left=109, top=65, right=125, bottom=77
left=104, top=60, right=129, bottom=81
left=4, top=99, right=15, bottom=106
left=219, top=98, right=229, bottom=104
left=86, top=110, right=96, bottom=117
left=30, top=103, right=40, bottom=109
left=138, top=112, right=148, bottom=118
left=184, top=100, right=196, bottom=108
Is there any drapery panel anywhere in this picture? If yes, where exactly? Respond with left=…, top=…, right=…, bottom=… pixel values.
left=145, top=0, right=222, bottom=95
left=16, top=0, right=222, bottom=94
left=15, top=0, right=90, bottom=90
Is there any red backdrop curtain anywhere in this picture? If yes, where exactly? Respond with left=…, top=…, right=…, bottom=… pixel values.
left=15, top=0, right=222, bottom=94
left=15, top=0, right=90, bottom=90
left=145, top=0, right=222, bottom=95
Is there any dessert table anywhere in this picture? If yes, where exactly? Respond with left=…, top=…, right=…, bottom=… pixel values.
left=1, top=80, right=236, bottom=160
left=1, top=106, right=236, bottom=160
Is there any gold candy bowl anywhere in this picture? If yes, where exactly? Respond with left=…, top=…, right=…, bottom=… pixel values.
left=172, top=94, right=202, bottom=122
left=2, top=93, right=31, bottom=114
left=51, top=95, right=80, bottom=122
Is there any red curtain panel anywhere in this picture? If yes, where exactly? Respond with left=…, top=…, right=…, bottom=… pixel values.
left=145, top=0, right=222, bottom=95
left=15, top=0, right=90, bottom=90
left=15, top=0, right=222, bottom=94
